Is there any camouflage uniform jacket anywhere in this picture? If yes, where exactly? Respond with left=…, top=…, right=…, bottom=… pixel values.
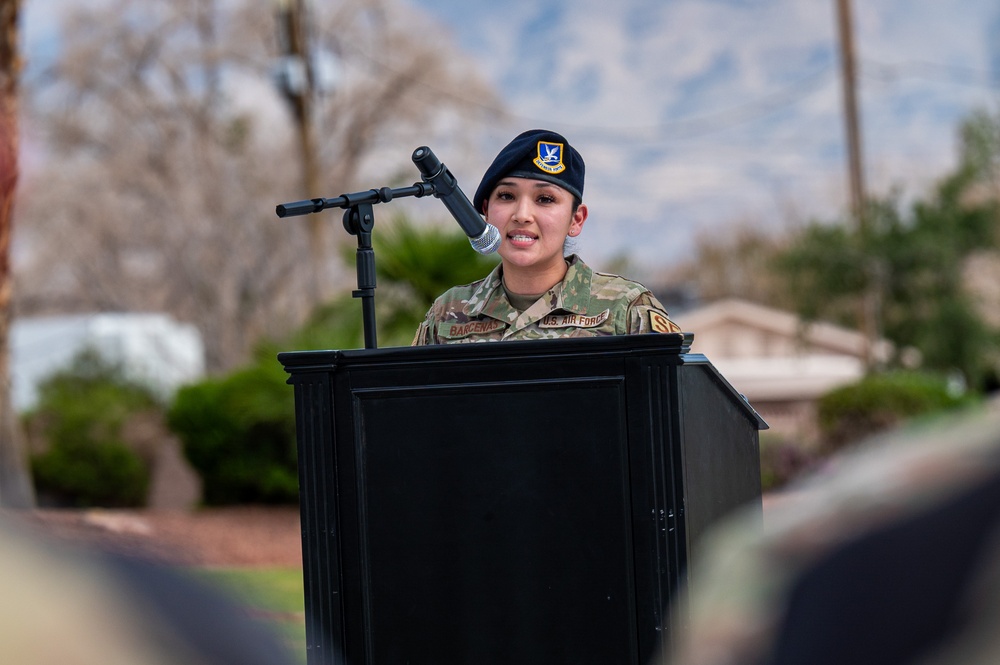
left=666, top=406, right=1000, bottom=665
left=412, top=255, right=680, bottom=345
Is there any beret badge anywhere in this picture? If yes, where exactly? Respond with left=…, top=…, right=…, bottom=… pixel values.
left=533, top=141, right=566, bottom=175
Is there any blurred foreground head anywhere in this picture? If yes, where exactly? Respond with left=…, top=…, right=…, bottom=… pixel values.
left=668, top=404, right=1000, bottom=665
left=0, top=518, right=298, bottom=665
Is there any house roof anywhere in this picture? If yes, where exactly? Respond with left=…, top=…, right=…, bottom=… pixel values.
left=678, top=298, right=892, bottom=360
left=675, top=298, right=893, bottom=401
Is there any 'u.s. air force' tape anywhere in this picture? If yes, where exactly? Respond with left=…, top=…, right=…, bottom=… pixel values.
left=539, top=310, right=610, bottom=329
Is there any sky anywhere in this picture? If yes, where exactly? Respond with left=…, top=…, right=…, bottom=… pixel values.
left=404, top=0, right=1000, bottom=271
left=20, top=0, right=1000, bottom=273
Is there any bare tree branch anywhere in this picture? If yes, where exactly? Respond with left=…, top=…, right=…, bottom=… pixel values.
left=14, top=0, right=501, bottom=372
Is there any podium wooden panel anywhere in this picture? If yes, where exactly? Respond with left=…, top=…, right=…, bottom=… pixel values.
left=279, top=333, right=765, bottom=665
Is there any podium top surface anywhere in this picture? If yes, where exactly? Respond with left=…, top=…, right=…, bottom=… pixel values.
left=279, top=332, right=693, bottom=369
left=278, top=333, right=767, bottom=430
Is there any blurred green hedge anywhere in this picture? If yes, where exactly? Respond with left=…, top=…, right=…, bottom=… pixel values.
left=27, top=349, right=156, bottom=507
left=817, top=370, right=977, bottom=453
left=167, top=358, right=297, bottom=506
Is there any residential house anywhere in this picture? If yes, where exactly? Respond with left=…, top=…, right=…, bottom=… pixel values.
left=676, top=298, right=891, bottom=444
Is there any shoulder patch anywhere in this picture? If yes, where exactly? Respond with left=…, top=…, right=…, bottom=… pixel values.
left=649, top=311, right=676, bottom=333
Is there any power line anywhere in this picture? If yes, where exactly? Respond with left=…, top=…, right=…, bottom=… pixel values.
left=859, top=57, right=1000, bottom=90
left=511, top=65, right=838, bottom=143
left=331, top=5, right=998, bottom=147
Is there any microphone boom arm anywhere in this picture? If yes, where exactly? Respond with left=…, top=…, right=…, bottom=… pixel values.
left=275, top=183, right=436, bottom=351
left=272, top=146, right=494, bottom=349
left=275, top=183, right=435, bottom=218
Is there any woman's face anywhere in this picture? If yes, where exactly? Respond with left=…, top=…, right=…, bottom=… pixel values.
left=484, top=177, right=587, bottom=275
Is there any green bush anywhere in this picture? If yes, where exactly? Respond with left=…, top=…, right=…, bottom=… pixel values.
left=32, top=439, right=149, bottom=508
left=167, top=358, right=297, bottom=505
left=817, top=370, right=976, bottom=453
left=27, top=348, right=157, bottom=507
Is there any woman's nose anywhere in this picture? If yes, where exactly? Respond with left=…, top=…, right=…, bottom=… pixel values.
left=512, top=198, right=533, bottom=222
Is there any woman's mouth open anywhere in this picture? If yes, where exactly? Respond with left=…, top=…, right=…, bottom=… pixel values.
left=508, top=233, right=537, bottom=247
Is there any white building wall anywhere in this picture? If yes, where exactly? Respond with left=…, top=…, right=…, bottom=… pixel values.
left=11, top=313, right=205, bottom=412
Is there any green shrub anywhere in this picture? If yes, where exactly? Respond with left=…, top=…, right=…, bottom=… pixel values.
left=27, top=348, right=157, bottom=507
left=817, top=370, right=976, bottom=453
left=167, top=359, right=297, bottom=505
left=32, top=438, right=149, bottom=507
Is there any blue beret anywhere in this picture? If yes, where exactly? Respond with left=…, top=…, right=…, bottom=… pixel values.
left=472, top=129, right=585, bottom=213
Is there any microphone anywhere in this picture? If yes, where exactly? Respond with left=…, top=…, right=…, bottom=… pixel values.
left=412, top=146, right=501, bottom=255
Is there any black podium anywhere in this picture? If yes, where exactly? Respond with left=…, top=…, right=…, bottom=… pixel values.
left=279, top=333, right=765, bottom=665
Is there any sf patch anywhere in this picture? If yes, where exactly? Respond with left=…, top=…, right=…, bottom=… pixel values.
left=649, top=311, right=677, bottom=333
left=533, top=141, right=566, bottom=174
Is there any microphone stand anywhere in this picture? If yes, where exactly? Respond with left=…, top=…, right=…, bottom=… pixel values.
left=276, top=183, right=436, bottom=349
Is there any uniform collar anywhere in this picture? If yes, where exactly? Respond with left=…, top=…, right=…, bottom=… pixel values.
left=464, top=255, right=593, bottom=321
left=556, top=255, right=594, bottom=314
left=463, top=262, right=515, bottom=323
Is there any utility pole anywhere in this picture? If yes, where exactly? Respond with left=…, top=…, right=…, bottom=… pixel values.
left=834, top=0, right=877, bottom=369
left=835, top=0, right=866, bottom=223
left=0, top=0, right=35, bottom=508
left=275, top=0, right=326, bottom=303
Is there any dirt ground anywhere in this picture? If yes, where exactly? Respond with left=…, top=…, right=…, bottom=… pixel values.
left=5, top=506, right=303, bottom=567
left=4, top=495, right=793, bottom=570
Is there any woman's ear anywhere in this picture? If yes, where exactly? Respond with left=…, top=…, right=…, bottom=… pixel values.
left=568, top=203, right=588, bottom=237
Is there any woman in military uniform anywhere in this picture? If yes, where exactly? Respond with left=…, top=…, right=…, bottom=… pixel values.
left=412, top=129, right=681, bottom=345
